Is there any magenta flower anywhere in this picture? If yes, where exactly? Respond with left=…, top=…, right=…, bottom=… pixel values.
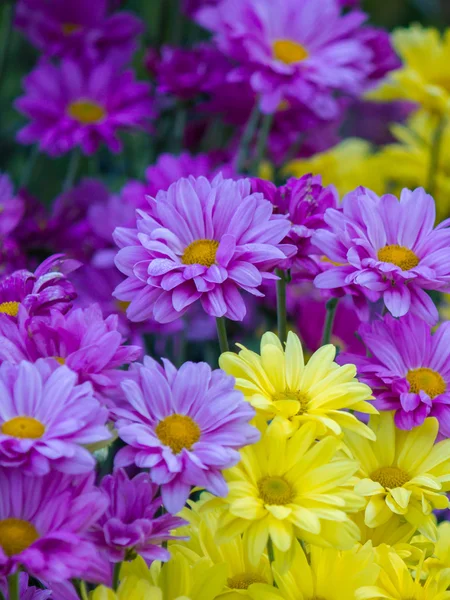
left=114, top=357, right=259, bottom=513
left=114, top=174, right=294, bottom=323
left=313, top=187, right=450, bottom=325
left=0, top=173, right=24, bottom=238
left=338, top=314, right=450, bottom=437
left=0, top=254, right=79, bottom=319
left=15, top=0, right=143, bottom=64
left=0, top=359, right=110, bottom=474
left=0, top=468, right=108, bottom=581
left=16, top=59, right=153, bottom=156
left=92, top=469, right=185, bottom=562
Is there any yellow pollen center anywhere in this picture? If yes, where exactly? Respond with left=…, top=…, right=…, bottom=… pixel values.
left=377, top=245, right=419, bottom=270
left=272, top=389, right=309, bottom=414
left=0, top=518, right=39, bottom=556
left=67, top=99, right=106, bottom=124
left=406, top=367, right=446, bottom=398
left=1, top=416, right=46, bottom=439
left=155, top=414, right=201, bottom=454
left=273, top=39, right=309, bottom=64
left=181, top=239, right=219, bottom=267
left=371, top=466, right=410, bottom=489
left=62, top=23, right=82, bottom=35
left=116, top=300, right=131, bottom=313
left=0, top=301, right=20, bottom=317
left=52, top=356, right=66, bottom=365
left=227, top=573, right=267, bottom=590
left=258, top=475, right=295, bottom=505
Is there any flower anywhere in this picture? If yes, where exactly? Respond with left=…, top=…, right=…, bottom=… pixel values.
left=0, top=468, right=108, bottom=581
left=0, top=359, right=110, bottom=474
left=313, top=186, right=450, bottom=324
left=15, top=0, right=143, bottom=64
left=206, top=422, right=363, bottom=566
left=248, top=541, right=379, bottom=600
left=0, top=173, right=24, bottom=239
left=0, top=574, right=52, bottom=600
left=91, top=469, right=186, bottom=563
left=113, top=357, right=259, bottom=513
left=114, top=174, right=294, bottom=323
left=0, top=254, right=79, bottom=319
left=219, top=331, right=375, bottom=438
left=339, top=314, right=450, bottom=436
left=16, top=58, right=153, bottom=156
left=344, top=412, right=450, bottom=542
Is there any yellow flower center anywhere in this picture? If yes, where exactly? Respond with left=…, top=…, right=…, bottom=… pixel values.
left=61, top=23, right=82, bottom=35
left=406, top=367, right=446, bottom=398
left=53, top=356, right=66, bottom=365
left=67, top=100, right=106, bottom=124
left=0, top=518, right=39, bottom=556
left=181, top=239, right=219, bottom=267
left=115, top=300, right=131, bottom=313
left=377, top=245, right=419, bottom=271
left=258, top=475, right=295, bottom=505
left=371, top=466, right=410, bottom=489
left=1, top=416, right=46, bottom=439
left=155, top=414, right=201, bottom=454
left=0, top=301, right=20, bottom=317
left=227, top=573, right=267, bottom=590
left=273, top=39, right=309, bottom=64
left=272, top=389, right=309, bottom=415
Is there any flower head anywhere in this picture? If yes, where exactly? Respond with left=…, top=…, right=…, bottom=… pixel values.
left=114, top=175, right=294, bottom=323
left=114, top=356, right=259, bottom=513
left=16, top=59, right=153, bottom=156
left=313, top=186, right=450, bottom=324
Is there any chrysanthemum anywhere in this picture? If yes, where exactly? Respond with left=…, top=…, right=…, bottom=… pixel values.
left=219, top=331, right=375, bottom=438
left=16, top=59, right=153, bottom=156
left=113, top=357, right=259, bottom=513
left=91, top=469, right=186, bottom=563
left=339, top=314, right=450, bottom=435
left=113, top=175, right=294, bottom=323
left=0, top=468, right=108, bottom=581
left=15, top=0, right=143, bottom=64
left=0, top=359, right=109, bottom=474
left=248, top=541, right=379, bottom=600
left=313, top=186, right=450, bottom=324
left=206, top=422, right=363, bottom=566
left=345, top=412, right=450, bottom=541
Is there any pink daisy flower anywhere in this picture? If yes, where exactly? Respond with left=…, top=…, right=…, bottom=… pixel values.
left=16, top=59, right=153, bottom=156
left=313, top=187, right=450, bottom=325
left=113, top=357, right=259, bottom=513
left=114, top=174, right=294, bottom=323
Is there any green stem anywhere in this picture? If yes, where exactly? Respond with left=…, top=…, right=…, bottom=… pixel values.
left=0, top=2, right=13, bottom=89
left=7, top=573, right=19, bottom=600
left=216, top=317, right=229, bottom=354
left=112, top=562, right=122, bottom=591
left=321, top=298, right=339, bottom=346
left=427, top=115, right=446, bottom=198
left=276, top=269, right=287, bottom=344
left=171, top=103, right=187, bottom=153
left=62, top=149, right=81, bottom=193
left=19, top=145, right=39, bottom=189
left=267, top=537, right=275, bottom=563
left=251, top=112, right=274, bottom=175
left=236, top=101, right=261, bottom=174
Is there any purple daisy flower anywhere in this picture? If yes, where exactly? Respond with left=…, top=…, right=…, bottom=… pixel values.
left=1, top=574, right=52, bottom=600
left=338, top=314, right=450, bottom=437
left=15, top=0, right=143, bottom=64
left=0, top=359, right=110, bottom=474
left=113, top=357, right=259, bottom=513
left=114, top=174, right=294, bottom=323
left=0, top=468, right=108, bottom=581
left=0, top=173, right=24, bottom=239
left=91, top=469, right=185, bottom=563
left=0, top=254, right=79, bottom=319
left=313, top=187, right=450, bottom=325
left=16, top=58, right=153, bottom=156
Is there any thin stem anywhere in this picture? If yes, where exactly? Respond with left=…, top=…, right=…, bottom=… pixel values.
left=276, top=268, right=287, bottom=344
left=62, top=149, right=81, bottom=193
left=7, top=573, right=19, bottom=600
left=112, top=562, right=122, bottom=591
left=171, top=103, right=187, bottom=153
left=282, top=132, right=305, bottom=166
left=71, top=580, right=83, bottom=600
left=267, top=537, right=275, bottom=563
left=236, top=101, right=261, bottom=174
left=0, top=2, right=13, bottom=88
left=251, top=112, right=274, bottom=175
left=0, top=586, right=5, bottom=600
left=321, top=298, right=339, bottom=346
left=216, top=317, right=229, bottom=354
left=427, top=115, right=446, bottom=198
left=19, top=145, right=39, bottom=189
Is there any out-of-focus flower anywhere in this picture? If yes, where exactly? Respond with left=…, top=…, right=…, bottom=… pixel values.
left=113, top=357, right=259, bottom=513
left=0, top=173, right=26, bottom=274
left=0, top=574, right=52, bottom=600
left=0, top=468, right=108, bottom=581
left=114, top=175, right=294, bottom=324
left=0, top=359, right=109, bottom=474
left=92, top=470, right=185, bottom=563
left=182, top=0, right=221, bottom=16
left=16, top=59, right=153, bottom=156
left=313, top=187, right=450, bottom=324
left=346, top=100, right=414, bottom=146
left=15, top=0, right=143, bottom=64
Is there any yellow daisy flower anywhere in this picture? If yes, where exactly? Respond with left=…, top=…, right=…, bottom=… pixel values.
left=204, top=422, right=363, bottom=567
left=92, top=577, right=161, bottom=600
left=422, top=521, right=450, bottom=575
left=345, top=412, right=450, bottom=541
left=219, top=331, right=376, bottom=439
left=368, top=25, right=450, bottom=116
left=247, top=541, right=379, bottom=600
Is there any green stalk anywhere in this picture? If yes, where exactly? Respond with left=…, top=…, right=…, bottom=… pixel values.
left=427, top=115, right=446, bottom=198
left=7, top=573, right=19, bottom=600
left=275, top=269, right=287, bottom=344
left=236, top=101, right=261, bottom=174
left=0, top=2, right=13, bottom=88
left=251, top=112, right=274, bottom=175
left=215, top=317, right=229, bottom=354
left=62, top=149, right=81, bottom=193
left=112, top=562, right=122, bottom=591
left=321, top=298, right=339, bottom=346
